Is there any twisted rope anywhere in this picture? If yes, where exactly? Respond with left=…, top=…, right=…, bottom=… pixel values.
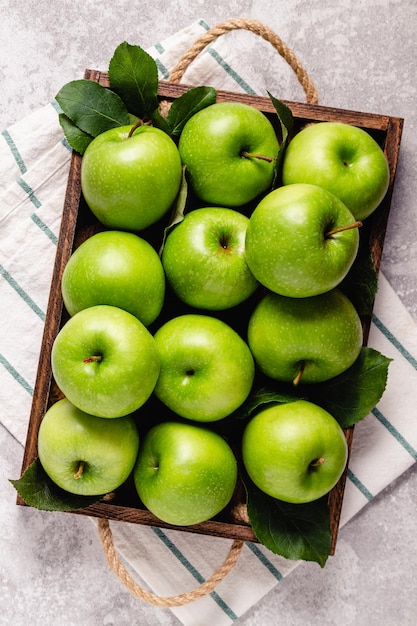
left=98, top=518, right=244, bottom=607
left=168, top=18, right=318, bottom=104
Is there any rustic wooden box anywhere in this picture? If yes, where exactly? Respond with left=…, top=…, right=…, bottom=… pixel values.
left=18, top=71, right=404, bottom=555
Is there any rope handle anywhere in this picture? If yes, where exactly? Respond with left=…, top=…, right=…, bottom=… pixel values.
left=98, top=518, right=244, bottom=607
left=98, top=19, right=317, bottom=606
left=168, top=17, right=319, bottom=104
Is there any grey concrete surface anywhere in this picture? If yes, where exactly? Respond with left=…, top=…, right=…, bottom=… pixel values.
left=1, top=1, right=417, bottom=624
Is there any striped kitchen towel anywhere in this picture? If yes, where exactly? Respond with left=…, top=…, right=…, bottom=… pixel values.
left=1, top=20, right=416, bottom=626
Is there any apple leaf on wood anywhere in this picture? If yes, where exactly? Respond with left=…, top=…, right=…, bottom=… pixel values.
left=308, top=347, right=392, bottom=428
left=245, top=477, right=331, bottom=567
left=267, top=92, right=294, bottom=188
left=108, top=42, right=159, bottom=119
left=55, top=79, right=130, bottom=145
left=58, top=114, right=94, bottom=155
left=10, top=458, right=103, bottom=512
left=161, top=86, right=217, bottom=136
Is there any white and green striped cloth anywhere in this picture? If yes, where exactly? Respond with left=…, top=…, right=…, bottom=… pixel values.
left=1, top=20, right=416, bottom=626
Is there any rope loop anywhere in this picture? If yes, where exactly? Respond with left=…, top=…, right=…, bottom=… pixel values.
left=98, top=518, right=244, bottom=607
left=168, top=18, right=318, bottom=104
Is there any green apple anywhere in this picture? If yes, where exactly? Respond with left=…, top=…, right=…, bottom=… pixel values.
left=134, top=421, right=237, bottom=525
left=245, top=183, right=360, bottom=298
left=153, top=314, right=255, bottom=421
left=61, top=230, right=165, bottom=326
left=161, top=207, right=259, bottom=310
left=282, top=121, right=390, bottom=221
left=242, top=400, right=348, bottom=503
left=81, top=124, right=182, bottom=231
left=38, top=398, right=140, bottom=496
left=247, top=288, right=363, bottom=385
left=51, top=305, right=160, bottom=418
left=178, top=102, right=279, bottom=206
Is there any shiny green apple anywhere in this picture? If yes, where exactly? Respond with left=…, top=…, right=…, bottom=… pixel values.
left=51, top=305, right=160, bottom=418
left=178, top=102, right=279, bottom=206
left=161, top=207, right=259, bottom=310
left=134, top=420, right=238, bottom=526
left=153, top=314, right=255, bottom=421
left=245, top=183, right=360, bottom=298
left=61, top=230, right=165, bottom=326
left=81, top=125, right=182, bottom=231
left=242, top=400, right=348, bottom=503
left=282, top=121, right=390, bottom=221
left=38, top=398, right=140, bottom=496
left=247, top=288, right=363, bottom=384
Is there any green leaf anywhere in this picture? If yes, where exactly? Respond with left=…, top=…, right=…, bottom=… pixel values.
left=309, top=347, right=392, bottom=428
left=58, top=113, right=94, bottom=155
left=108, top=42, right=159, bottom=119
left=159, top=165, right=189, bottom=255
left=10, top=458, right=104, bottom=512
left=269, top=92, right=294, bottom=133
left=151, top=107, right=172, bottom=134
left=55, top=79, right=130, bottom=137
left=267, top=92, right=294, bottom=188
left=129, top=113, right=140, bottom=125
left=234, top=385, right=304, bottom=420
left=245, top=477, right=331, bottom=567
left=165, top=86, right=217, bottom=136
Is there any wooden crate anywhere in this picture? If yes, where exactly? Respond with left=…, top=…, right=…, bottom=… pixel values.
left=17, top=71, right=404, bottom=555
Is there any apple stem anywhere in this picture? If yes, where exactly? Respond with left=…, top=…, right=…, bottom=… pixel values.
left=83, top=355, right=102, bottom=363
left=241, top=151, right=275, bottom=163
left=293, top=361, right=306, bottom=386
left=310, top=457, right=325, bottom=467
left=326, top=221, right=363, bottom=238
left=128, top=118, right=153, bottom=138
left=128, top=119, right=144, bottom=138
left=73, top=461, right=85, bottom=480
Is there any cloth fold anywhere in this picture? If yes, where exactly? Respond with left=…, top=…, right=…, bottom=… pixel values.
left=1, top=20, right=415, bottom=626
